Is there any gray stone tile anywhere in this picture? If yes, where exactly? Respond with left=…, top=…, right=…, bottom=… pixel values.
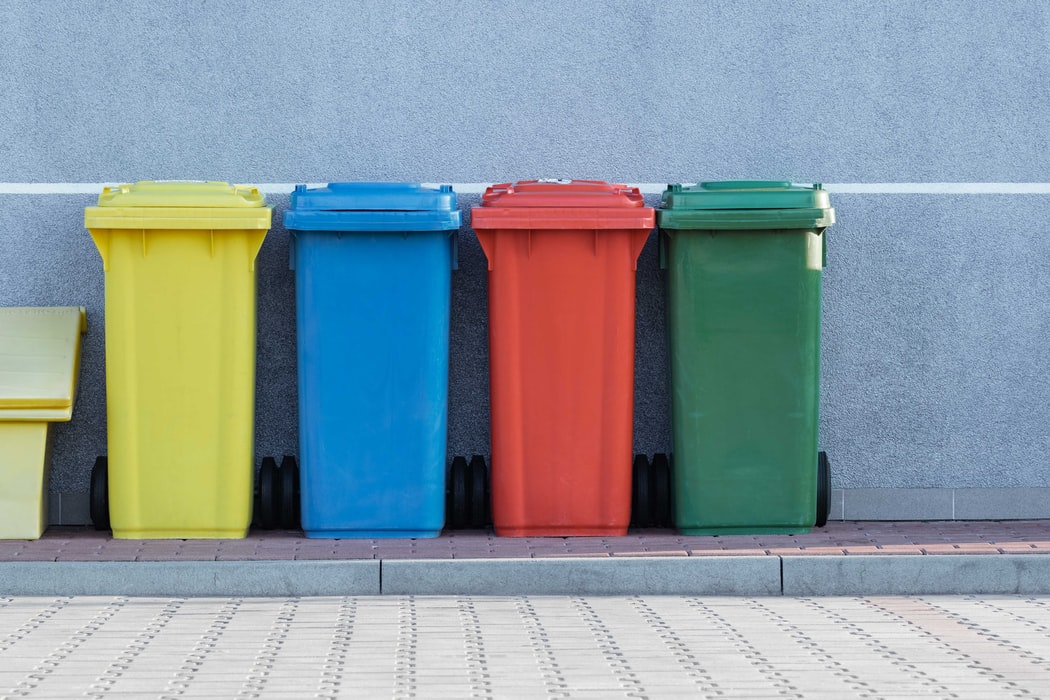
left=829, top=488, right=845, bottom=521
left=843, top=488, right=954, bottom=520
left=47, top=493, right=60, bottom=527
left=58, top=492, right=90, bottom=527
left=954, top=488, right=1050, bottom=520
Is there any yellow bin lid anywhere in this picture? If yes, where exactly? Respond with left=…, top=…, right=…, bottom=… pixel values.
left=0, top=307, right=87, bottom=421
left=84, top=181, right=271, bottom=230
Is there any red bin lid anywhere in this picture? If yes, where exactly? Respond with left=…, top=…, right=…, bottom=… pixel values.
left=473, top=180, right=654, bottom=230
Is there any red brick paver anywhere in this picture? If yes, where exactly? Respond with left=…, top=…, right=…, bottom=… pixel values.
left=2, top=521, right=1048, bottom=562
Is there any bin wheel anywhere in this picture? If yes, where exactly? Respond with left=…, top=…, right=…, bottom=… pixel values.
left=650, top=453, right=672, bottom=528
left=256, top=457, right=279, bottom=530
left=468, top=455, right=489, bottom=528
left=632, top=454, right=651, bottom=528
left=447, top=456, right=469, bottom=530
left=90, top=456, right=110, bottom=531
left=816, top=451, right=831, bottom=528
left=278, top=455, right=301, bottom=530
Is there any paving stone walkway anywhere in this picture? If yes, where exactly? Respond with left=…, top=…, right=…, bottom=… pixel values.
left=1, top=594, right=1049, bottom=698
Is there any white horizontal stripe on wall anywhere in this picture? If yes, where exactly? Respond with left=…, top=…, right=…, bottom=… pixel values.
left=824, top=183, right=1050, bottom=194
left=2, top=183, right=1050, bottom=196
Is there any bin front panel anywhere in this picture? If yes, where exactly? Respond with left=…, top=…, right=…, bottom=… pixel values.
left=667, top=229, right=822, bottom=533
left=295, top=230, right=451, bottom=538
left=482, top=227, right=643, bottom=536
left=96, top=227, right=260, bottom=539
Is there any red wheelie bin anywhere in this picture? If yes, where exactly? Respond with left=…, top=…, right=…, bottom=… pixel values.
left=472, top=180, right=653, bottom=536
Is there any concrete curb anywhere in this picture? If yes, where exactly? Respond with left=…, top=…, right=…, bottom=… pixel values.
left=782, top=555, right=1050, bottom=596
left=381, top=557, right=781, bottom=596
left=0, top=561, right=380, bottom=597
left=3, top=555, right=1050, bottom=597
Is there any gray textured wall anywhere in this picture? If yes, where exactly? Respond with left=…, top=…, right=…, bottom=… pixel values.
left=2, top=1, right=1049, bottom=518
left=3, top=1, right=1049, bottom=181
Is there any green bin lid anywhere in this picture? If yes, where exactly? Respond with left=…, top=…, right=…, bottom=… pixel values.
left=658, top=181, right=834, bottom=230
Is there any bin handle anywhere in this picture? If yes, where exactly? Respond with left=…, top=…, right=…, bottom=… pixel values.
left=287, top=230, right=454, bottom=271
left=659, top=228, right=826, bottom=269
left=476, top=228, right=650, bottom=270
left=89, top=229, right=266, bottom=270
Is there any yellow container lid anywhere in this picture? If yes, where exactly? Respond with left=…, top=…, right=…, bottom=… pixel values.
left=0, top=307, right=87, bottom=421
left=84, top=181, right=271, bottom=230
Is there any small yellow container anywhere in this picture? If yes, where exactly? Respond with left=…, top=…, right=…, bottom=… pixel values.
left=0, top=307, right=87, bottom=539
left=85, top=181, right=271, bottom=539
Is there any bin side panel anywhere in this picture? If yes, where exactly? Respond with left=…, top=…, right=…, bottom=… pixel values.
left=295, top=231, right=450, bottom=538
left=0, top=422, right=51, bottom=539
left=102, top=229, right=257, bottom=539
left=485, top=228, right=641, bottom=536
left=668, top=229, right=821, bottom=533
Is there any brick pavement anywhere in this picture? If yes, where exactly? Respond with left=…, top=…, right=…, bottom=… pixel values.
left=0, top=520, right=1047, bottom=562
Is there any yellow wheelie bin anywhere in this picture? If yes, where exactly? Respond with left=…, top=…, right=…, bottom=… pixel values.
left=0, top=307, right=87, bottom=539
left=85, top=181, right=271, bottom=539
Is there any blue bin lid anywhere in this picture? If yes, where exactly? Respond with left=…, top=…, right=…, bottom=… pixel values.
left=284, top=183, right=461, bottom=232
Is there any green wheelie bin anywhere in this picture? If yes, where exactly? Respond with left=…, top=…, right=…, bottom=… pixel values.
left=657, top=181, right=835, bottom=534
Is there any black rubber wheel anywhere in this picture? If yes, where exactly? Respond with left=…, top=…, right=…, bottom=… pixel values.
left=650, top=453, right=672, bottom=528
left=256, top=457, right=279, bottom=530
left=815, top=451, right=831, bottom=528
left=632, top=454, right=651, bottom=528
left=90, top=456, right=110, bottom=531
left=468, top=455, right=489, bottom=528
left=447, top=456, right=469, bottom=530
left=278, top=455, right=300, bottom=530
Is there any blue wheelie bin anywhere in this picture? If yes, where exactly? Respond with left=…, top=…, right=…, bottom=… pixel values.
left=284, top=183, right=460, bottom=538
